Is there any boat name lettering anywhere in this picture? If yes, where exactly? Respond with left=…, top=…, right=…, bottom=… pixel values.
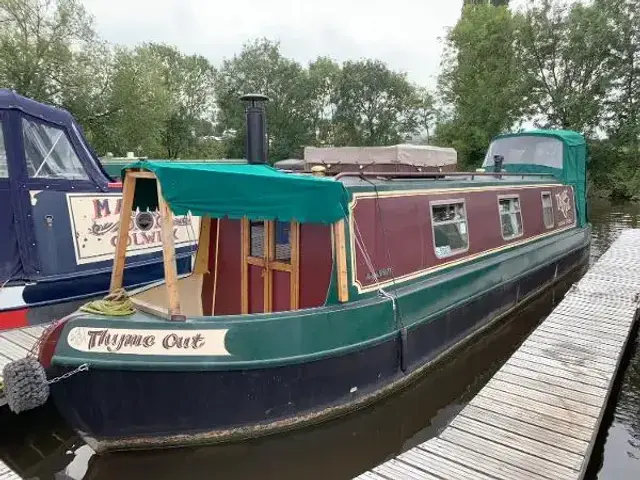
left=66, top=327, right=230, bottom=356
left=365, top=267, right=392, bottom=281
left=66, top=193, right=199, bottom=265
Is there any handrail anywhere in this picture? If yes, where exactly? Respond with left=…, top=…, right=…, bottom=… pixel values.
left=333, top=171, right=555, bottom=181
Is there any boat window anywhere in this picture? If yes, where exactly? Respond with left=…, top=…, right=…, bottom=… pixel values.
left=541, top=192, right=554, bottom=229
left=22, top=118, right=89, bottom=180
left=431, top=201, right=469, bottom=258
left=273, top=220, right=291, bottom=262
left=483, top=136, right=563, bottom=170
left=250, top=221, right=265, bottom=257
left=0, top=123, right=7, bottom=177
left=499, top=196, right=523, bottom=240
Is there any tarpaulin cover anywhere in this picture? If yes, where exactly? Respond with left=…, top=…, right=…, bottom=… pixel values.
left=124, top=161, right=350, bottom=224
left=484, top=130, right=588, bottom=227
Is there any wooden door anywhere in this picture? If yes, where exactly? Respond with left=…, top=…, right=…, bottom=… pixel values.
left=241, top=219, right=299, bottom=314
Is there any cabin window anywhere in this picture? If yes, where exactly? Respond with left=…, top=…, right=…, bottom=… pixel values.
left=249, top=221, right=265, bottom=257
left=431, top=201, right=469, bottom=258
left=22, top=119, right=89, bottom=180
left=541, top=192, right=554, bottom=229
left=274, top=220, right=291, bottom=262
left=498, top=196, right=523, bottom=240
left=0, top=123, right=7, bottom=177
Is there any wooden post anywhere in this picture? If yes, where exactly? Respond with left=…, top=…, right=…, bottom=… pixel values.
left=156, top=180, right=182, bottom=319
left=289, top=221, right=300, bottom=310
left=333, top=219, right=349, bottom=303
left=211, top=219, right=221, bottom=315
left=264, top=220, right=274, bottom=312
left=240, top=217, right=249, bottom=314
left=109, top=172, right=136, bottom=292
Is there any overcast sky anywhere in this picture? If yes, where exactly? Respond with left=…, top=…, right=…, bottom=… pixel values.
left=83, top=0, right=529, bottom=90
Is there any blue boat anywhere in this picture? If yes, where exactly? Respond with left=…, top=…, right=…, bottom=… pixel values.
left=0, top=90, right=198, bottom=330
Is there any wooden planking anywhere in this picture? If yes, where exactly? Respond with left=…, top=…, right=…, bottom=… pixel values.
left=459, top=404, right=590, bottom=455
left=420, top=438, right=551, bottom=480
left=356, top=229, right=640, bottom=480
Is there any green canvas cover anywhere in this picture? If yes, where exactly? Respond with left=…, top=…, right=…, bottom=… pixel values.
left=488, top=130, right=588, bottom=227
left=122, top=161, right=350, bottom=224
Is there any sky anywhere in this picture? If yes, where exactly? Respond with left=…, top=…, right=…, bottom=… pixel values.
left=83, top=0, right=532, bottom=90
left=82, top=0, right=471, bottom=90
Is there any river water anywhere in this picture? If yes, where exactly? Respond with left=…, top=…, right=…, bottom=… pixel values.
left=0, top=198, right=638, bottom=479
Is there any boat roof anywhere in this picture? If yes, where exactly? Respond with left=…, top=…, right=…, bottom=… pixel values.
left=127, top=161, right=350, bottom=224
left=126, top=161, right=561, bottom=225
left=0, top=89, right=112, bottom=181
left=0, top=89, right=77, bottom=125
left=340, top=174, right=561, bottom=193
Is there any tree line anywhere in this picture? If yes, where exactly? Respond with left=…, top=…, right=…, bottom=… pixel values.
left=1, top=0, right=639, bottom=200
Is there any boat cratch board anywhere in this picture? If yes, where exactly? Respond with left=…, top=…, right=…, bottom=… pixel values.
left=65, top=192, right=200, bottom=265
left=66, top=326, right=230, bottom=356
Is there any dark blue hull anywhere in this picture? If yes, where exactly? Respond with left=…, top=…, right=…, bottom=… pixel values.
left=48, top=241, right=590, bottom=452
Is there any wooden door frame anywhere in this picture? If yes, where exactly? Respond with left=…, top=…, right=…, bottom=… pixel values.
left=241, top=218, right=300, bottom=314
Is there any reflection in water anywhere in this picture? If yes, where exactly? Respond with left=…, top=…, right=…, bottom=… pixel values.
left=0, top=198, right=638, bottom=479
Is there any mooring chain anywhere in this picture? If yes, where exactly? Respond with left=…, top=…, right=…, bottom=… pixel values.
left=46, top=363, right=89, bottom=385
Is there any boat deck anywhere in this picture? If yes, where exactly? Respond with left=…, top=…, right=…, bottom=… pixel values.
left=0, top=325, right=45, bottom=407
left=356, top=229, right=640, bottom=480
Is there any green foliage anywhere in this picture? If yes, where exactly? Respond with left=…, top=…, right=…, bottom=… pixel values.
left=332, top=59, right=424, bottom=146
left=437, top=3, right=526, bottom=168
left=214, top=38, right=315, bottom=162
left=514, top=0, right=617, bottom=134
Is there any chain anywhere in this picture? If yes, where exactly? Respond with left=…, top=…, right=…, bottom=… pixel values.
left=46, top=363, right=89, bottom=385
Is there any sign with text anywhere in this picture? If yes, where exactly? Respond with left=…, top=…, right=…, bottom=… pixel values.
left=66, top=193, right=200, bottom=265
left=66, top=327, right=230, bottom=356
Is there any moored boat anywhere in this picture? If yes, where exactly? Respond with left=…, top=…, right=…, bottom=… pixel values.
left=21, top=94, right=590, bottom=452
left=0, top=90, right=198, bottom=331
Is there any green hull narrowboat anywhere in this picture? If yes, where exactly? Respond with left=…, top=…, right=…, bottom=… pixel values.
left=19, top=95, right=590, bottom=452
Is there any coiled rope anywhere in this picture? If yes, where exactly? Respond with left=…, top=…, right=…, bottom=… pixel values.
left=78, top=288, right=136, bottom=316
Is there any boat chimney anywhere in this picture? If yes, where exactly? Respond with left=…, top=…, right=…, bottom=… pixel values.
left=241, top=93, right=269, bottom=164
left=493, top=154, right=504, bottom=173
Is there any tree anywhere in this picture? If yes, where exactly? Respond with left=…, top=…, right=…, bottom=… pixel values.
left=437, top=3, right=526, bottom=167
left=0, top=0, right=99, bottom=103
left=142, top=43, right=216, bottom=159
left=214, top=39, right=315, bottom=162
left=88, top=46, right=171, bottom=157
left=307, top=57, right=341, bottom=146
left=332, top=59, right=421, bottom=146
left=514, top=0, right=617, bottom=134
left=464, top=0, right=510, bottom=6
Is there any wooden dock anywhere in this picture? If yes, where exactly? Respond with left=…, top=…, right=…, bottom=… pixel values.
left=357, top=229, right=640, bottom=480
left=0, top=325, right=44, bottom=408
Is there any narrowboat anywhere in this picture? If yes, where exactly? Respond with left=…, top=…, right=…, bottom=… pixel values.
left=25, top=94, right=590, bottom=452
left=0, top=89, right=198, bottom=331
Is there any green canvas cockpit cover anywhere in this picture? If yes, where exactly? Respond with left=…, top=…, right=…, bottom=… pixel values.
left=122, top=161, right=350, bottom=224
left=483, top=130, right=588, bottom=227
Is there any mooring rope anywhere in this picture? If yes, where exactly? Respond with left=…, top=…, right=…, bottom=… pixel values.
left=78, top=288, right=136, bottom=316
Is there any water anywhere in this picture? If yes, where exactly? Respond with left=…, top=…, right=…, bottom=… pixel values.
left=0, top=198, right=638, bottom=479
